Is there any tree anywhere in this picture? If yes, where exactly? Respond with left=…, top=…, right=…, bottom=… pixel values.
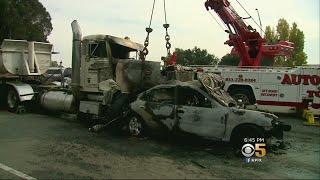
left=276, top=18, right=290, bottom=41
left=175, top=47, right=219, bottom=66
left=265, top=26, right=277, bottom=44
left=0, top=0, right=52, bottom=42
left=264, top=19, right=307, bottom=66
left=219, top=54, right=274, bottom=67
left=219, top=54, right=240, bottom=66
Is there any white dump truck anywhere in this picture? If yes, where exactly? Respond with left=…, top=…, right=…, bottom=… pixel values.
left=0, top=39, right=53, bottom=112
left=0, top=21, right=161, bottom=124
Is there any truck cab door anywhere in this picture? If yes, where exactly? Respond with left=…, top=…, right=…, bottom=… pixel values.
left=81, top=40, right=113, bottom=92
left=176, top=87, right=228, bottom=140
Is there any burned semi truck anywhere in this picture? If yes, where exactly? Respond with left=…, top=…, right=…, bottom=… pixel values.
left=0, top=20, right=161, bottom=123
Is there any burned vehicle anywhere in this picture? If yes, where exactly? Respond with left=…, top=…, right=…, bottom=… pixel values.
left=128, top=74, right=291, bottom=148
left=44, top=67, right=64, bottom=82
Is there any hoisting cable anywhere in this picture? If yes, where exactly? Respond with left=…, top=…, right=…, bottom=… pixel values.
left=140, top=0, right=156, bottom=89
left=163, top=0, right=172, bottom=56
left=208, top=11, right=227, bottom=32
left=141, top=0, right=156, bottom=61
left=235, top=0, right=265, bottom=34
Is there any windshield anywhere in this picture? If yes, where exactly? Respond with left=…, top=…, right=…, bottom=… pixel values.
left=88, top=41, right=108, bottom=58
left=109, top=42, right=138, bottom=60
left=198, top=73, right=237, bottom=107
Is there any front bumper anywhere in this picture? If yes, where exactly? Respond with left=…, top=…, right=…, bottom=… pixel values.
left=265, top=122, right=291, bottom=140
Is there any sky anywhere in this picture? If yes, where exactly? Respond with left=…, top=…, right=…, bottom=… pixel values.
left=39, top=0, right=320, bottom=67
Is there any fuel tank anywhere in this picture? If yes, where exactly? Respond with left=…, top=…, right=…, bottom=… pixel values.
left=40, top=91, right=75, bottom=113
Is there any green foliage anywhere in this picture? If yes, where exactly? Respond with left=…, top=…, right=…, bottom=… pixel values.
left=219, top=54, right=240, bottom=66
left=276, top=18, right=290, bottom=41
left=0, top=0, right=52, bottom=42
left=265, top=26, right=277, bottom=44
left=219, top=54, right=274, bottom=67
left=175, top=47, right=219, bottom=66
left=264, top=19, right=308, bottom=66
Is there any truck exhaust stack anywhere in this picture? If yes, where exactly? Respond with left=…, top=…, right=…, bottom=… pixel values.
left=71, top=20, right=82, bottom=90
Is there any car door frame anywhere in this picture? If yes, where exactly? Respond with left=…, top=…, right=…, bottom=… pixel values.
left=140, top=85, right=178, bottom=132
left=175, top=85, right=229, bottom=140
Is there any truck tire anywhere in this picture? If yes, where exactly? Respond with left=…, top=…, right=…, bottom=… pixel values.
left=229, top=88, right=255, bottom=105
left=7, top=88, right=20, bottom=112
left=230, top=124, right=264, bottom=155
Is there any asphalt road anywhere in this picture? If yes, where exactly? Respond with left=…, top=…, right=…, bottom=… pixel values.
left=0, top=110, right=319, bottom=179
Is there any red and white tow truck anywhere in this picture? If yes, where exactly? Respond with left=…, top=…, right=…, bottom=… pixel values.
left=199, top=65, right=320, bottom=115
left=188, top=0, right=320, bottom=116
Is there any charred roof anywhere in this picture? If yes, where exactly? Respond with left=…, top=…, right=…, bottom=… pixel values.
left=83, top=35, right=144, bottom=51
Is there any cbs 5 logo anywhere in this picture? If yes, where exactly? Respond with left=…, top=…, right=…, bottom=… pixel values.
left=241, top=143, right=266, bottom=158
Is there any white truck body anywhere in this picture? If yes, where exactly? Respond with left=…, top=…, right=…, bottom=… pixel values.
left=0, top=39, right=52, bottom=76
left=198, top=65, right=320, bottom=115
left=0, top=39, right=53, bottom=109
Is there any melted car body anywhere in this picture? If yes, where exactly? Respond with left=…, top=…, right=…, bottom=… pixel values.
left=130, top=74, right=291, bottom=143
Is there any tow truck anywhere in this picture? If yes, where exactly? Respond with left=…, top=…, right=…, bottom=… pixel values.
left=187, top=0, right=320, bottom=117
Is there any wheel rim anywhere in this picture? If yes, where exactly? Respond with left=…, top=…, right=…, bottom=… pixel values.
left=128, top=117, right=142, bottom=136
left=233, top=94, right=250, bottom=105
left=7, top=90, right=17, bottom=109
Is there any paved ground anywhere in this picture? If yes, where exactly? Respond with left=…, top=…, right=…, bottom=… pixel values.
left=0, top=110, right=319, bottom=179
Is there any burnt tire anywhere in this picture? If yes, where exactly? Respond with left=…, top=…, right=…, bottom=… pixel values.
left=7, top=88, right=20, bottom=113
left=127, top=114, right=145, bottom=137
left=229, top=88, right=255, bottom=105
left=230, top=125, right=264, bottom=155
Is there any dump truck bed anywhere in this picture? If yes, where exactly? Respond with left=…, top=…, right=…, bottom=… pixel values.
left=0, top=39, right=53, bottom=76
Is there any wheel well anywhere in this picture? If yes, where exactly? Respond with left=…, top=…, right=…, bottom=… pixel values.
left=227, top=84, right=256, bottom=102
left=230, top=123, right=265, bottom=142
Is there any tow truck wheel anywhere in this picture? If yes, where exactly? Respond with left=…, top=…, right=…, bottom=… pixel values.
left=7, top=88, right=20, bottom=112
left=127, top=115, right=144, bottom=137
left=229, top=89, right=255, bottom=105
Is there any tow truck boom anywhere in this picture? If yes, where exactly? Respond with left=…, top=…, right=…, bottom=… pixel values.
left=205, top=0, right=294, bottom=67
